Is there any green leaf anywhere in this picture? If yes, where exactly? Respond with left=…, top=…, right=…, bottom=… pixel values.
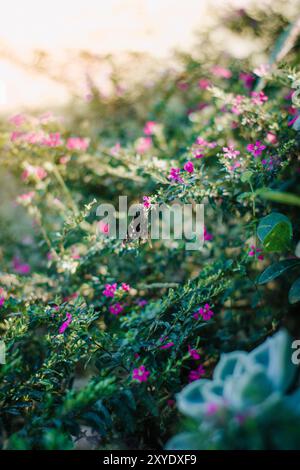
left=257, top=213, right=293, bottom=253
left=258, top=259, right=300, bottom=284
left=258, top=190, right=300, bottom=207
left=241, top=170, right=253, bottom=183
left=288, top=277, right=300, bottom=304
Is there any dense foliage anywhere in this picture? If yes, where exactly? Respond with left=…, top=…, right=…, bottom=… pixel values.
left=0, top=1, right=300, bottom=450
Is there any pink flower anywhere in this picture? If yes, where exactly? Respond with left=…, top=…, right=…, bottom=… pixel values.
left=266, top=132, right=277, bottom=144
left=9, top=114, right=26, bottom=127
left=247, top=140, right=266, bottom=157
left=194, top=304, right=214, bottom=321
left=204, top=227, right=213, bottom=242
left=66, top=137, right=89, bottom=151
left=121, top=283, right=130, bottom=292
left=132, top=365, right=150, bottom=383
left=21, top=165, right=47, bottom=181
left=177, top=81, right=189, bottom=91
left=168, top=167, right=183, bottom=183
left=12, top=257, right=31, bottom=275
left=59, top=312, right=72, bottom=334
left=248, top=245, right=264, bottom=261
left=137, top=299, right=148, bottom=307
left=98, top=221, right=110, bottom=235
left=188, top=345, right=201, bottom=360
left=103, top=283, right=117, bottom=298
left=59, top=155, right=70, bottom=165
left=42, top=132, right=63, bottom=147
left=0, top=296, right=5, bottom=308
left=205, top=402, right=219, bottom=416
left=239, top=72, right=255, bottom=89
left=16, top=191, right=35, bottom=204
left=253, top=64, right=270, bottom=77
left=251, top=91, right=268, bottom=105
left=110, top=142, right=121, bottom=155
left=159, top=337, right=174, bottom=350
left=143, top=121, right=158, bottom=136
left=231, top=95, right=245, bottom=115
left=143, top=196, right=151, bottom=209
left=211, top=65, right=232, bottom=79
left=183, top=161, right=194, bottom=173
left=222, top=145, right=240, bottom=159
left=136, top=137, right=152, bottom=154
left=198, top=78, right=211, bottom=90
left=109, top=303, right=124, bottom=315
left=189, top=364, right=205, bottom=382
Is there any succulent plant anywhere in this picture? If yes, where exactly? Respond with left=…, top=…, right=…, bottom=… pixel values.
left=167, top=330, right=300, bottom=450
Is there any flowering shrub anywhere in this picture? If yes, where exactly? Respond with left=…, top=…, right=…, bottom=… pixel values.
left=0, top=1, right=300, bottom=450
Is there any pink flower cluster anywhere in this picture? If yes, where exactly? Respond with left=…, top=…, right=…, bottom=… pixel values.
left=247, top=140, right=266, bottom=157
left=188, top=364, right=205, bottom=382
left=12, top=256, right=31, bottom=275
left=132, top=365, right=150, bottom=383
left=211, top=65, right=232, bottom=79
left=248, top=245, right=264, bottom=261
left=21, top=165, right=47, bottom=181
left=59, top=312, right=72, bottom=334
left=193, top=304, right=214, bottom=321
left=109, top=303, right=124, bottom=315
left=66, top=137, right=89, bottom=151
left=192, top=137, right=217, bottom=159
left=136, top=137, right=152, bottom=154
left=251, top=91, right=268, bottom=105
left=143, top=121, right=158, bottom=136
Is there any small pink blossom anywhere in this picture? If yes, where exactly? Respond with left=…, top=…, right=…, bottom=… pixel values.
left=136, top=137, right=152, bottom=154
left=231, top=95, right=245, bottom=115
left=9, top=114, right=26, bottom=127
left=188, top=345, right=201, bottom=360
left=248, top=245, right=264, bottom=261
left=189, top=364, right=205, bottom=382
left=247, top=140, right=266, bottom=157
left=239, top=72, right=255, bottom=89
left=137, top=299, right=148, bottom=307
left=98, top=221, right=110, bottom=235
left=211, top=65, right=232, bottom=79
left=266, top=132, right=277, bottom=144
left=59, top=312, right=72, bottom=334
left=205, top=402, right=219, bottom=416
left=204, top=227, right=213, bottom=242
left=21, top=165, right=47, bottom=181
left=121, top=283, right=130, bottom=292
left=194, top=304, right=214, bottom=321
left=110, top=142, right=121, bottom=155
left=198, top=78, right=211, bottom=89
left=0, top=296, right=5, bottom=308
left=59, top=155, right=70, bottom=165
left=177, top=81, right=189, bottom=91
left=132, top=365, right=150, bottom=383
left=16, top=191, right=35, bottom=204
left=183, top=161, right=194, bottom=173
left=253, top=64, right=270, bottom=77
left=12, top=257, right=31, bottom=275
left=66, top=137, right=89, bottom=151
left=42, top=132, right=63, bottom=147
left=143, top=196, right=151, bottom=209
left=168, top=167, right=183, bottom=183
left=143, top=121, right=158, bottom=136
left=103, top=283, right=117, bottom=298
left=222, top=145, right=240, bottom=159
left=251, top=91, right=268, bottom=105
left=159, top=337, right=174, bottom=350
left=109, top=303, right=124, bottom=315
